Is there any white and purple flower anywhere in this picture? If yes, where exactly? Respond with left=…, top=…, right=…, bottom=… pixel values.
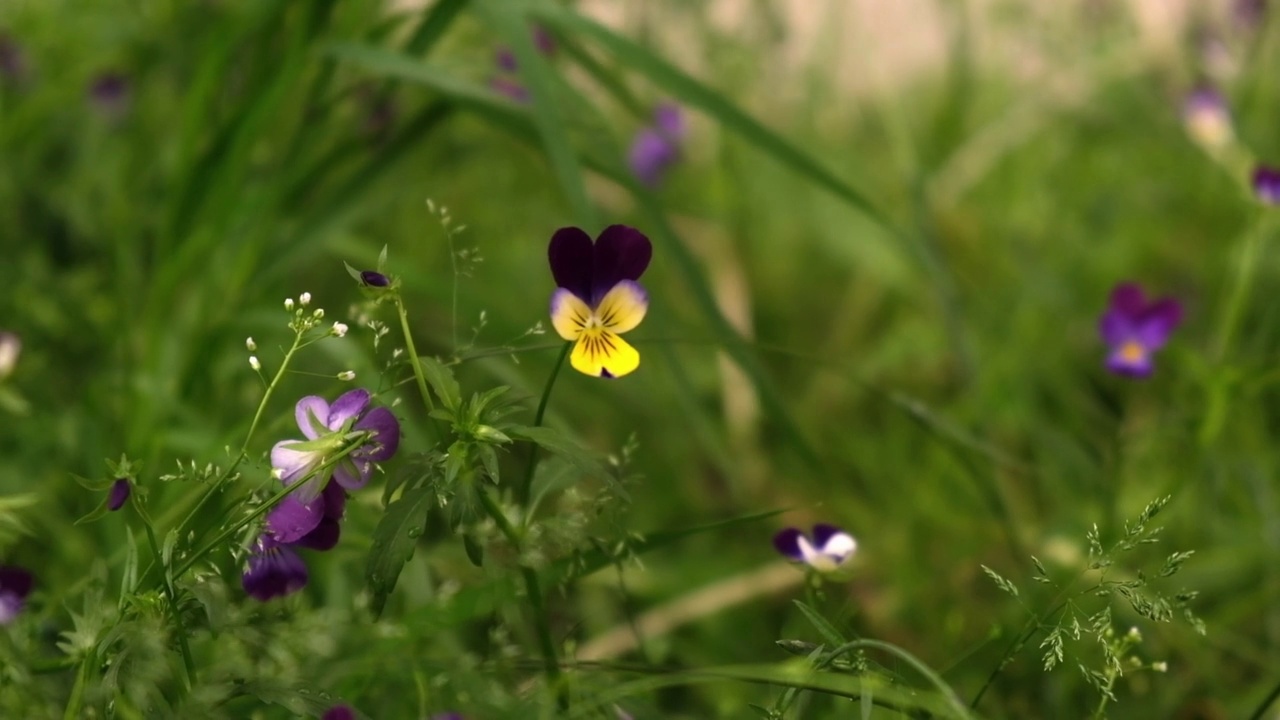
left=773, top=524, right=858, bottom=577
left=0, top=565, right=33, bottom=624
left=628, top=103, right=685, bottom=188
left=1099, top=283, right=1183, bottom=378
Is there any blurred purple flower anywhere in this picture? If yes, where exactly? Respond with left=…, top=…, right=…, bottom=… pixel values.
left=0, top=566, right=33, bottom=623
left=1098, top=283, right=1183, bottom=378
left=548, top=225, right=652, bottom=378
left=241, top=535, right=308, bottom=602
left=322, top=705, right=355, bottom=720
left=106, top=478, right=131, bottom=512
left=0, top=33, right=27, bottom=84
left=1182, top=86, right=1232, bottom=150
left=1253, top=165, right=1280, bottom=204
left=774, top=524, right=857, bottom=576
left=88, top=72, right=131, bottom=119
left=629, top=103, right=685, bottom=188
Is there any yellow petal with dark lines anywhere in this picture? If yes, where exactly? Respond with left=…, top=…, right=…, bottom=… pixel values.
left=570, top=328, right=640, bottom=378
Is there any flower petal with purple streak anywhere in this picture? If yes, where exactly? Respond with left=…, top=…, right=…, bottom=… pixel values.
left=360, top=270, right=390, bottom=287
left=271, top=440, right=321, bottom=487
left=295, top=396, right=331, bottom=440
left=266, top=493, right=326, bottom=544
left=322, top=706, right=356, bottom=720
left=327, top=389, right=371, bottom=428
left=772, top=528, right=804, bottom=561
left=354, top=406, right=400, bottom=462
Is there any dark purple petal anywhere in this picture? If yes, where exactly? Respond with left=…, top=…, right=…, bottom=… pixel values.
left=1108, top=283, right=1146, bottom=318
left=629, top=128, right=680, bottom=188
left=266, top=494, right=326, bottom=544
left=328, top=389, right=371, bottom=428
left=773, top=528, right=805, bottom=561
left=1253, top=165, right=1280, bottom=204
left=295, top=396, right=331, bottom=439
left=320, top=479, right=347, bottom=520
left=1098, top=308, right=1135, bottom=347
left=106, top=478, right=131, bottom=512
left=331, top=459, right=372, bottom=492
left=294, top=517, right=341, bottom=551
left=360, top=270, right=390, bottom=287
left=533, top=24, right=556, bottom=55
left=591, top=225, right=652, bottom=302
left=354, top=406, right=400, bottom=462
left=549, top=226, right=595, bottom=301
left=0, top=566, right=33, bottom=600
left=323, top=706, right=356, bottom=720
left=1135, top=298, right=1183, bottom=350
left=811, top=524, right=843, bottom=548
left=88, top=72, right=131, bottom=118
left=242, top=537, right=308, bottom=602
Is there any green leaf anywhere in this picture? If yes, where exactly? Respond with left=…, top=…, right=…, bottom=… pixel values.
left=418, top=355, right=462, bottom=413
left=463, top=533, right=485, bottom=568
left=365, top=487, right=433, bottom=618
left=506, top=424, right=606, bottom=480
left=792, top=600, right=848, bottom=648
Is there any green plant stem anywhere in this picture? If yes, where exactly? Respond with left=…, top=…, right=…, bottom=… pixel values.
left=1251, top=677, right=1280, bottom=720
left=1215, top=210, right=1272, bottom=360
left=518, top=341, right=572, bottom=507
left=136, top=499, right=196, bottom=689
left=474, top=486, right=564, bottom=706
left=61, top=650, right=93, bottom=720
left=395, top=295, right=439, bottom=419
left=826, top=639, right=972, bottom=719
left=970, top=595, right=1074, bottom=709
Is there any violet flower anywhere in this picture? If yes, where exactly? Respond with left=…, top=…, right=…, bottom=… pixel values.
left=360, top=270, right=390, bottom=287
left=1098, top=283, right=1183, bottom=378
left=88, top=72, right=131, bottom=120
left=548, top=225, right=652, bottom=378
left=774, top=524, right=858, bottom=577
left=1253, top=165, right=1280, bottom=205
left=628, top=103, right=685, bottom=188
left=241, top=535, right=308, bottom=602
left=106, top=478, right=131, bottom=512
left=265, top=389, right=398, bottom=543
left=0, top=566, right=33, bottom=623
left=1182, top=86, right=1232, bottom=150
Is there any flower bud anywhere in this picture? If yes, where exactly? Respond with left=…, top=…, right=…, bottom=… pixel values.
left=245, top=337, right=257, bottom=352
left=299, top=292, right=312, bottom=307
left=337, top=370, right=356, bottom=381
left=249, top=356, right=261, bottom=371
left=285, top=298, right=295, bottom=311
left=332, top=322, right=348, bottom=338
left=107, top=478, right=131, bottom=512
left=360, top=270, right=390, bottom=287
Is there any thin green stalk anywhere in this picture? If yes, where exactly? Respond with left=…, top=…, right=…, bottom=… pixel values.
left=1248, top=676, right=1280, bottom=720
left=823, top=639, right=972, bottom=719
left=395, top=295, right=437, bottom=417
left=518, top=341, right=572, bottom=506
left=136, top=499, right=196, bottom=689
left=61, top=649, right=93, bottom=720
left=1214, top=211, right=1272, bottom=360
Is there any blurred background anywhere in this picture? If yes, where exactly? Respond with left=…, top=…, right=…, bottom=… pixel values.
left=1, top=0, right=1278, bottom=717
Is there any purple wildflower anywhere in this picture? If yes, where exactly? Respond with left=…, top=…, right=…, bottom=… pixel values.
left=774, top=524, right=858, bottom=576
left=0, top=566, right=33, bottom=623
left=1182, top=86, right=1232, bottom=150
left=322, top=705, right=356, bottom=720
left=241, top=535, right=308, bottom=602
left=88, top=72, right=131, bottom=119
left=360, top=270, right=390, bottom=287
left=1252, top=165, right=1280, bottom=204
left=1098, top=283, right=1183, bottom=378
left=106, top=478, right=131, bottom=512
left=629, top=103, right=685, bottom=188
left=548, top=226, right=652, bottom=378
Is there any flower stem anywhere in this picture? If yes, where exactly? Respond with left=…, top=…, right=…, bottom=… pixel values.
left=61, top=649, right=93, bottom=720
left=1248, top=675, right=1280, bottom=720
left=135, top=498, right=196, bottom=689
left=394, top=295, right=437, bottom=417
left=518, top=340, right=572, bottom=507
left=1214, top=210, right=1271, bottom=360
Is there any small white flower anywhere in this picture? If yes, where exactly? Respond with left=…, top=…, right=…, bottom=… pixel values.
left=285, top=298, right=295, bottom=311
left=774, top=525, right=857, bottom=578
left=299, top=292, right=312, bottom=307
left=337, top=370, right=356, bottom=381
left=245, top=337, right=257, bottom=352
left=249, top=356, right=261, bottom=371
left=313, top=308, right=325, bottom=319
left=1152, top=661, right=1168, bottom=673
left=331, top=322, right=348, bottom=338
left=0, top=332, right=20, bottom=380
left=1127, top=627, right=1142, bottom=642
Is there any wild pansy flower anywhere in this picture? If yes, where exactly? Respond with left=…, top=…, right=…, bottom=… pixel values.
left=241, top=535, right=309, bottom=602
left=106, top=478, right=131, bottom=512
left=266, top=389, right=398, bottom=543
left=1182, top=87, right=1233, bottom=150
left=629, top=103, right=685, bottom=188
left=0, top=331, right=19, bottom=380
left=1099, top=283, right=1183, bottom=378
left=548, top=225, right=652, bottom=378
left=0, top=565, right=33, bottom=623
left=774, top=524, right=858, bottom=577
left=1252, top=165, right=1280, bottom=204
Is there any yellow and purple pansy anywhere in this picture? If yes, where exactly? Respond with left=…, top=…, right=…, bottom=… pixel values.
left=1099, top=282, right=1183, bottom=378
left=548, top=225, right=652, bottom=378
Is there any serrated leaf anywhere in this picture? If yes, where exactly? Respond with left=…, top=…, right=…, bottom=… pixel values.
left=792, top=600, right=848, bottom=648
left=418, top=355, right=462, bottom=412
left=365, top=487, right=433, bottom=618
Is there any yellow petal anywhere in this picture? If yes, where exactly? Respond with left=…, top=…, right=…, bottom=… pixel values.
left=570, top=329, right=641, bottom=378
left=550, top=289, right=591, bottom=341
left=595, top=280, right=648, bottom=334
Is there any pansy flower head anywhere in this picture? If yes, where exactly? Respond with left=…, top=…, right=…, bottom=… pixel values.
left=0, top=565, right=33, bottom=624
left=1099, top=282, right=1183, bottom=378
left=548, top=225, right=652, bottom=378
left=774, top=525, right=857, bottom=578
left=1182, top=86, right=1233, bottom=150
left=1252, top=165, right=1280, bottom=205
left=265, top=389, right=398, bottom=543
left=241, top=535, right=308, bottom=602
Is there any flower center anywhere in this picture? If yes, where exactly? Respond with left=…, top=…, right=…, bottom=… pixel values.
left=1119, top=340, right=1147, bottom=364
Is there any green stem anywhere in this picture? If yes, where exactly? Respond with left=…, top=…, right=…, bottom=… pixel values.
left=1248, top=676, right=1280, bottom=720
left=61, top=650, right=93, bottom=720
left=518, top=341, right=572, bottom=507
left=136, top=499, right=196, bottom=689
left=1215, top=211, right=1271, bottom=360
left=395, top=295, right=437, bottom=417
left=827, top=639, right=972, bottom=719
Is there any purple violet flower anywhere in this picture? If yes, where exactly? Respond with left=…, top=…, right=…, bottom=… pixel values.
left=1182, top=86, right=1232, bottom=150
left=241, top=535, right=308, bottom=602
left=774, top=524, right=858, bottom=577
left=1098, top=283, right=1183, bottom=378
left=629, top=103, right=685, bottom=188
left=88, top=72, right=131, bottom=119
left=0, top=566, right=34, bottom=623
left=106, top=478, right=131, bottom=512
left=265, top=389, right=397, bottom=543
left=548, top=225, right=652, bottom=378
left=322, top=705, right=356, bottom=720
left=1252, top=165, right=1280, bottom=204
left=360, top=270, right=390, bottom=287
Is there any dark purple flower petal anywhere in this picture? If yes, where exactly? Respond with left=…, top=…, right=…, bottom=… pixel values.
left=332, top=458, right=372, bottom=492
left=320, top=479, right=347, bottom=520
left=360, top=270, right=390, bottom=287
left=328, top=389, right=371, bottom=428
left=242, top=537, right=308, bottom=602
left=323, top=706, right=356, bottom=720
left=1135, top=298, right=1183, bottom=350
left=549, top=226, right=595, bottom=302
left=811, top=524, right=843, bottom=548
left=532, top=24, right=556, bottom=55
left=0, top=566, right=33, bottom=624
left=1108, top=283, right=1146, bottom=317
left=354, top=406, right=400, bottom=462
left=294, top=517, right=341, bottom=552
left=495, top=47, right=518, bottom=72
left=773, top=528, right=804, bottom=561
left=107, top=478, right=131, bottom=512
left=1253, top=165, right=1280, bottom=204
left=88, top=72, right=131, bottom=118
left=266, top=494, right=326, bottom=544
left=591, top=225, right=652, bottom=302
